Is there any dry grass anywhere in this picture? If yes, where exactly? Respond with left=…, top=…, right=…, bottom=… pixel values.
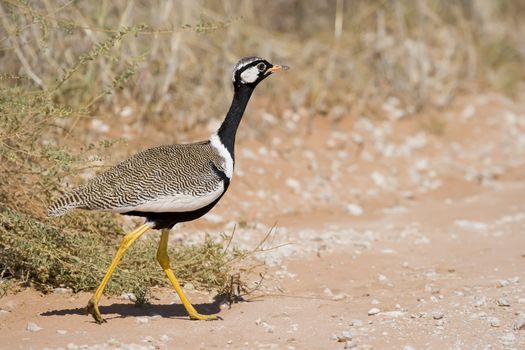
left=1, top=1, right=523, bottom=126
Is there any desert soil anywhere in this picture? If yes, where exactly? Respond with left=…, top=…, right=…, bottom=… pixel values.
left=1, top=92, right=525, bottom=349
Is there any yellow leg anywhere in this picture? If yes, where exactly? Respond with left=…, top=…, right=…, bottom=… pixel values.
left=157, top=229, right=219, bottom=321
left=87, top=223, right=151, bottom=323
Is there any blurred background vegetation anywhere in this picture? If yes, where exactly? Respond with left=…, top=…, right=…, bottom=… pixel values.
left=0, top=0, right=524, bottom=295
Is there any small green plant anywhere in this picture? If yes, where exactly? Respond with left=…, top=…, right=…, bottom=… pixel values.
left=132, top=285, right=151, bottom=307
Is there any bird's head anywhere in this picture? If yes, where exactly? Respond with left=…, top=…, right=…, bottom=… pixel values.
left=232, top=56, right=289, bottom=88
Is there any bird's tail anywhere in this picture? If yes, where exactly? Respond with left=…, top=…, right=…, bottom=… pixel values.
left=48, top=192, right=83, bottom=217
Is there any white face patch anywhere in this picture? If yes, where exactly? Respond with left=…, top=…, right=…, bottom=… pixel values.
left=240, top=66, right=260, bottom=84
left=232, top=57, right=262, bottom=82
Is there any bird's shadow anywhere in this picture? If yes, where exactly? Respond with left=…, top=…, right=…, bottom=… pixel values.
left=41, top=300, right=222, bottom=322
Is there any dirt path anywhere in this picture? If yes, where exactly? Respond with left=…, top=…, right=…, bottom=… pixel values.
left=2, top=93, right=525, bottom=349
left=1, top=181, right=524, bottom=349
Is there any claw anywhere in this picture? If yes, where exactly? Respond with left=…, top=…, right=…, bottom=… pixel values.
left=86, top=298, right=107, bottom=324
left=189, top=312, right=222, bottom=321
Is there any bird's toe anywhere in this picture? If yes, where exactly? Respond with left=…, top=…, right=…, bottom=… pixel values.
left=86, top=298, right=106, bottom=324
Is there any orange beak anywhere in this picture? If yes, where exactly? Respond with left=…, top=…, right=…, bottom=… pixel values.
left=267, top=64, right=290, bottom=74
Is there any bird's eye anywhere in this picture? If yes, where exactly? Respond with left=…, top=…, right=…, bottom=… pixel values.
left=256, top=63, right=266, bottom=72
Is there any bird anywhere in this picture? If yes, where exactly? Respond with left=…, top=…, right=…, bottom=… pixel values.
left=48, top=56, right=289, bottom=323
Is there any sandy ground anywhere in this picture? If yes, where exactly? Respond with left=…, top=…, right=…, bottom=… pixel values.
left=1, top=92, right=525, bottom=349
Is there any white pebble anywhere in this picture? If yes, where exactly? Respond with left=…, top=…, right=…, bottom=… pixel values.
left=344, top=341, right=357, bottom=349
left=351, top=319, right=363, bottom=327
left=346, top=203, right=364, bottom=216
left=424, top=284, right=440, bottom=294
left=378, top=274, right=390, bottom=284
left=514, top=313, right=525, bottom=330
left=497, top=279, right=510, bottom=287
left=500, top=332, right=515, bottom=345
left=183, top=282, right=195, bottom=291
left=454, top=220, right=488, bottom=232
left=26, top=321, right=42, bottom=332
left=475, top=296, right=486, bottom=307
left=120, top=292, right=137, bottom=302
left=371, top=171, right=387, bottom=188
left=331, top=293, right=347, bottom=301
left=120, top=106, right=134, bottom=118
left=136, top=317, right=149, bottom=325
left=368, top=308, right=381, bottom=316
left=90, top=119, right=110, bottom=133
left=336, top=330, right=353, bottom=342
left=488, top=317, right=501, bottom=327
left=497, top=298, right=510, bottom=307
left=381, top=311, right=406, bottom=318
left=53, top=287, right=73, bottom=294
left=286, top=178, right=301, bottom=192
left=461, top=104, right=476, bottom=120
left=262, top=322, right=275, bottom=333
left=432, top=311, right=444, bottom=320
left=143, top=335, right=155, bottom=343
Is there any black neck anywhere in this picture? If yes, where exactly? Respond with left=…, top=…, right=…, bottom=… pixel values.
left=217, top=84, right=254, bottom=159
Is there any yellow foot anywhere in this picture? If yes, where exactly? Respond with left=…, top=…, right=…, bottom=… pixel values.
left=189, top=311, right=222, bottom=321
left=86, top=298, right=107, bottom=324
